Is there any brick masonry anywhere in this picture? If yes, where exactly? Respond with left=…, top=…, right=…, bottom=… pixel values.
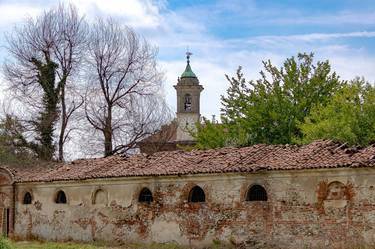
left=9, top=167, right=375, bottom=248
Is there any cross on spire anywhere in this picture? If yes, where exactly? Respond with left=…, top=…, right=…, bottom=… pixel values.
left=180, top=48, right=197, bottom=78
left=186, top=50, right=192, bottom=64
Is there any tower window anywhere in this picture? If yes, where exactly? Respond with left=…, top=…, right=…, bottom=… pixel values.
left=55, top=190, right=67, bottom=204
left=138, top=188, right=153, bottom=204
left=188, top=186, right=205, bottom=203
left=184, top=94, right=192, bottom=111
left=246, top=185, right=267, bottom=201
left=23, top=192, right=32, bottom=205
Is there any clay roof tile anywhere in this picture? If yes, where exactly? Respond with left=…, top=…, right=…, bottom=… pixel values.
left=8, top=140, right=375, bottom=183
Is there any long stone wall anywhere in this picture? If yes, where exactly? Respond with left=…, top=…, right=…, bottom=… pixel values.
left=13, top=168, right=375, bottom=248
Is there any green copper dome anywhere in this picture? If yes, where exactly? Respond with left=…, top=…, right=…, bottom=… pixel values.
left=181, top=63, right=197, bottom=78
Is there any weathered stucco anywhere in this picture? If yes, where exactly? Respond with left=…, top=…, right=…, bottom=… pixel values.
left=10, top=168, right=375, bottom=248
left=0, top=168, right=15, bottom=237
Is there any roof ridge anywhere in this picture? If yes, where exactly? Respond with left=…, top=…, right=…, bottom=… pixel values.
left=11, top=140, right=375, bottom=183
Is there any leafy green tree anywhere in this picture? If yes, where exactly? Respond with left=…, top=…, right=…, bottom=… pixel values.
left=193, top=53, right=342, bottom=149
left=192, top=118, right=251, bottom=150
left=192, top=118, right=228, bottom=150
left=0, top=115, right=37, bottom=165
left=300, top=78, right=375, bottom=146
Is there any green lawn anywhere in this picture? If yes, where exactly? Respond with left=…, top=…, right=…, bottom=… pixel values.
left=2, top=239, right=370, bottom=249
left=0, top=239, right=190, bottom=249
left=3, top=240, right=109, bottom=249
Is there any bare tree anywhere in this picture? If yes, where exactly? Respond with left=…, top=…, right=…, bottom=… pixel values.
left=85, top=18, right=170, bottom=157
left=2, top=3, right=87, bottom=161
left=111, top=95, right=173, bottom=155
left=53, top=5, right=87, bottom=161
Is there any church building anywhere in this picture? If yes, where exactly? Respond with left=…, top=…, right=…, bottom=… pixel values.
left=174, top=52, right=204, bottom=142
left=0, top=56, right=374, bottom=249
left=138, top=52, right=203, bottom=154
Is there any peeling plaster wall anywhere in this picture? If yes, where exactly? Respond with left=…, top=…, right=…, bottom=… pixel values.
left=0, top=169, right=15, bottom=236
left=13, top=168, right=375, bottom=248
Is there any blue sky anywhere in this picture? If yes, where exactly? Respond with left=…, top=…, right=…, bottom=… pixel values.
left=0, top=0, right=375, bottom=119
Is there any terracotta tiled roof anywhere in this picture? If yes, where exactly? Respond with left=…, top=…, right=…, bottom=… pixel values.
left=8, top=140, right=375, bottom=183
left=137, top=121, right=177, bottom=144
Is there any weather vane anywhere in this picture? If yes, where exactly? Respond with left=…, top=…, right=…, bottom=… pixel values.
left=186, top=47, right=192, bottom=64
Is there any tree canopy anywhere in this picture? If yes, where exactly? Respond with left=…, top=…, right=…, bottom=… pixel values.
left=2, top=5, right=375, bottom=158
left=300, top=78, right=375, bottom=146
left=3, top=3, right=86, bottom=161
left=84, top=18, right=170, bottom=157
left=0, top=115, right=37, bottom=165
left=1, top=4, right=169, bottom=160
left=193, top=118, right=230, bottom=150
left=193, top=53, right=343, bottom=149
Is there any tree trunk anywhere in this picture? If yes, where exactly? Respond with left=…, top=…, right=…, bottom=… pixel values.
left=32, top=58, right=59, bottom=161
left=58, top=85, right=66, bottom=161
left=103, top=130, right=113, bottom=157
left=103, top=106, right=113, bottom=157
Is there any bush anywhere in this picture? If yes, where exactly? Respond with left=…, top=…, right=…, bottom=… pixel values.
left=0, top=237, right=12, bottom=249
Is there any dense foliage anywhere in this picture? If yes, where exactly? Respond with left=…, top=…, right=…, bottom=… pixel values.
left=0, top=115, right=38, bottom=166
left=0, top=237, right=11, bottom=249
left=192, top=119, right=224, bottom=150
left=300, top=78, right=375, bottom=146
left=193, top=53, right=344, bottom=148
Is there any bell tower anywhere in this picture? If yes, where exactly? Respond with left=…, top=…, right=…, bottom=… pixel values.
left=174, top=52, right=204, bottom=142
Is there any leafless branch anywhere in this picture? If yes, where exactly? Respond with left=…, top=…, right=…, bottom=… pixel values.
left=84, top=18, right=170, bottom=157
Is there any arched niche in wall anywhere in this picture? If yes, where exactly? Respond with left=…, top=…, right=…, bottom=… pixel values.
left=326, top=181, right=347, bottom=200
left=92, top=189, right=108, bottom=206
left=23, top=192, right=32, bottom=205
left=55, top=190, right=67, bottom=204
left=322, top=181, right=349, bottom=209
left=188, top=186, right=205, bottom=203
left=138, top=188, right=153, bottom=204
left=246, top=184, right=268, bottom=201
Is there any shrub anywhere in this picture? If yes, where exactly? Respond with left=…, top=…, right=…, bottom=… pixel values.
left=0, top=238, right=12, bottom=249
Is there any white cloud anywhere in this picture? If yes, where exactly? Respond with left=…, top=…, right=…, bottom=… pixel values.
left=0, top=0, right=375, bottom=120
left=0, top=0, right=165, bottom=30
left=271, top=11, right=375, bottom=26
left=160, top=50, right=287, bottom=118
left=0, top=0, right=374, bottom=160
left=68, top=0, right=164, bottom=28
left=326, top=55, right=375, bottom=82
left=160, top=41, right=375, bottom=119
left=0, top=3, right=42, bottom=28
left=247, top=31, right=375, bottom=44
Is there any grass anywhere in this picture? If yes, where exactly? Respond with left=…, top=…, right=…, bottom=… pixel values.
left=5, top=239, right=111, bottom=249
left=130, top=242, right=188, bottom=249
left=0, top=239, right=238, bottom=249
left=2, top=238, right=371, bottom=249
left=0, top=238, right=190, bottom=249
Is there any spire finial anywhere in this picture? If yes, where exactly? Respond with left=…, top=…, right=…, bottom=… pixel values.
left=181, top=48, right=197, bottom=78
left=186, top=47, right=192, bottom=64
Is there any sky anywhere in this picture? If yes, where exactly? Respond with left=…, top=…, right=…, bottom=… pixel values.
left=0, top=0, right=375, bottom=119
